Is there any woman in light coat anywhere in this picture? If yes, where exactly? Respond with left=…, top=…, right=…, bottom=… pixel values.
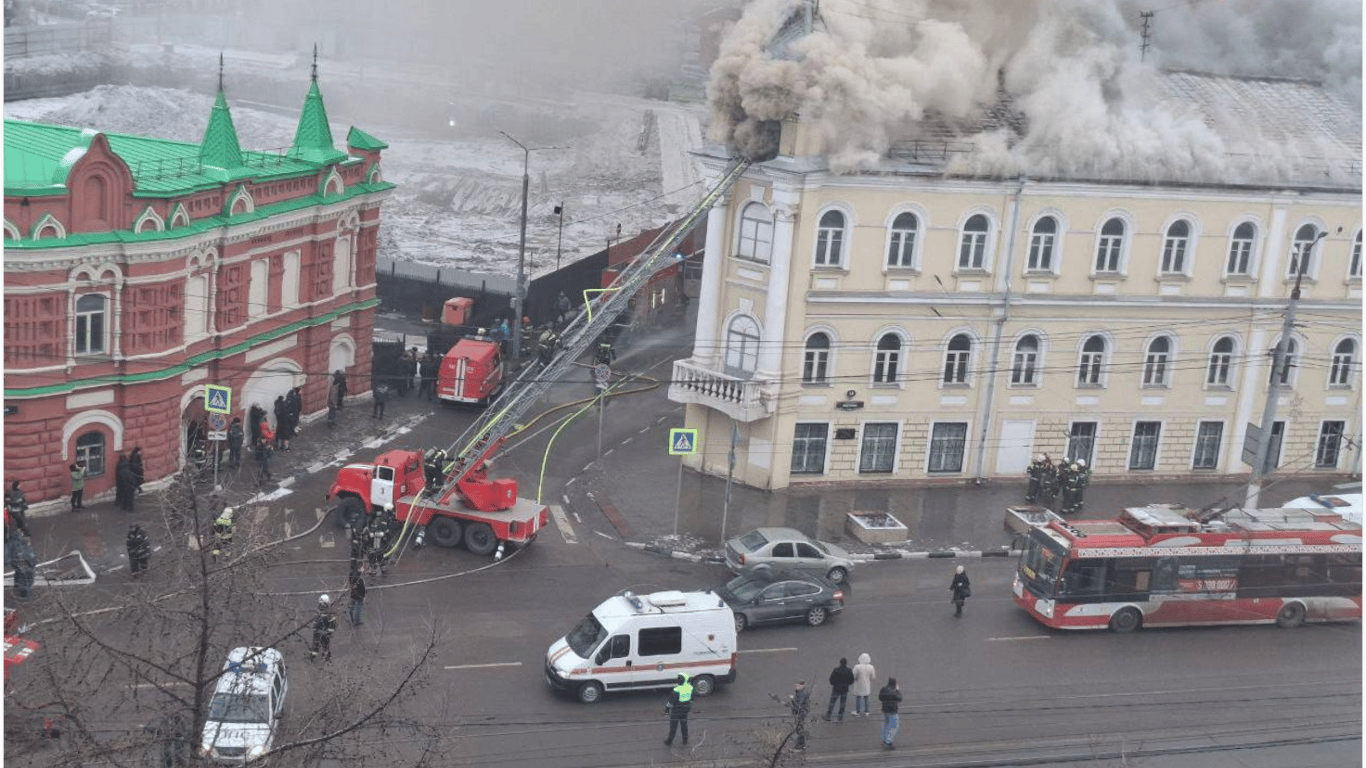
left=851, top=652, right=876, bottom=717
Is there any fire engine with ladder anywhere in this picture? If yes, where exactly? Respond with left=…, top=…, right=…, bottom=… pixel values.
left=326, top=158, right=751, bottom=558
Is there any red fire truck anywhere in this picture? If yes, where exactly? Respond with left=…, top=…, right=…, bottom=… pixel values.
left=436, top=332, right=504, bottom=406
left=327, top=158, right=753, bottom=560
left=1014, top=504, right=1363, bottom=632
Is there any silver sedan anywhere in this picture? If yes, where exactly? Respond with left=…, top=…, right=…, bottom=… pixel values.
left=723, top=527, right=854, bottom=583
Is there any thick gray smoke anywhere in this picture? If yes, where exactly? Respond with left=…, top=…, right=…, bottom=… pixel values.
left=707, top=0, right=1361, bottom=182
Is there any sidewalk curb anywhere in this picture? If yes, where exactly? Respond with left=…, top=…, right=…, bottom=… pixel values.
left=624, top=540, right=1022, bottom=565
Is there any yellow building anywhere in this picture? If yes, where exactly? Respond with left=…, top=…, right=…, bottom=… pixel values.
left=671, top=72, right=1361, bottom=491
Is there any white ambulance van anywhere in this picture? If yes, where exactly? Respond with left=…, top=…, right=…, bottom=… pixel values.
left=545, top=590, right=737, bottom=703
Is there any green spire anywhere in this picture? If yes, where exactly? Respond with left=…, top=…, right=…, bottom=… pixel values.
left=199, top=89, right=244, bottom=174
left=291, top=50, right=347, bottom=165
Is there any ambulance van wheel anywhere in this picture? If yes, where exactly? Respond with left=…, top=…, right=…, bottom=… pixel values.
left=691, top=675, right=715, bottom=696
left=464, top=523, right=497, bottom=555
left=577, top=681, right=604, bottom=704
left=428, top=517, right=463, bottom=548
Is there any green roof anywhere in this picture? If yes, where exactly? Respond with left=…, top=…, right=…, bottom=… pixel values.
left=292, top=79, right=348, bottom=165
left=347, top=126, right=388, bottom=151
left=199, top=90, right=247, bottom=180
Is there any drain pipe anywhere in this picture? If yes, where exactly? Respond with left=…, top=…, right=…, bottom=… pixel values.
left=973, top=175, right=1027, bottom=482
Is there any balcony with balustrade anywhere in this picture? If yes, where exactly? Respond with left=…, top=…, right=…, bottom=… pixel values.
left=668, top=359, right=775, bottom=422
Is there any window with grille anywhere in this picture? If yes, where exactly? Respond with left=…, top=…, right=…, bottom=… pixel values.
left=724, top=316, right=760, bottom=378
left=1287, top=224, right=1318, bottom=278
left=873, top=334, right=901, bottom=384
left=1012, top=335, right=1039, bottom=385
left=803, top=333, right=830, bottom=384
left=1329, top=339, right=1355, bottom=387
left=1077, top=335, right=1105, bottom=386
left=1142, top=337, right=1171, bottom=387
left=791, top=423, right=829, bottom=475
left=928, top=423, right=967, bottom=473
left=1316, top=421, right=1345, bottom=468
left=859, top=423, right=898, bottom=473
left=737, top=203, right=773, bottom=263
left=943, top=334, right=971, bottom=385
left=887, top=212, right=917, bottom=268
left=75, top=294, right=108, bottom=354
left=1095, top=218, right=1124, bottom=273
left=1226, top=221, right=1255, bottom=276
left=815, top=210, right=845, bottom=267
left=1193, top=421, right=1223, bottom=469
left=1129, top=421, right=1161, bottom=470
left=958, top=214, right=988, bottom=270
left=1207, top=337, right=1234, bottom=386
left=1161, top=220, right=1190, bottom=274
left=1027, top=216, right=1057, bottom=271
left=75, top=431, right=106, bottom=477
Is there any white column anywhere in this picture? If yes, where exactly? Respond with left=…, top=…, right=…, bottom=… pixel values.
left=1257, top=204, right=1288, bottom=298
left=756, top=193, right=797, bottom=379
left=693, top=196, right=730, bottom=369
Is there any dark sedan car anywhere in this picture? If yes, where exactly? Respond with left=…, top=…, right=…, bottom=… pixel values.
left=713, top=567, right=845, bottom=632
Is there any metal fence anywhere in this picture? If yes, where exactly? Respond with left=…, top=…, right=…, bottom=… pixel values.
left=4, top=20, right=111, bottom=59
left=375, top=256, right=517, bottom=295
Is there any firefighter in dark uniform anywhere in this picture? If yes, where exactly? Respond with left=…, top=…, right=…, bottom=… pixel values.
left=127, top=523, right=152, bottom=578
left=663, top=673, right=693, bottom=747
left=1025, top=453, right=1049, bottom=503
left=1068, top=459, right=1091, bottom=515
left=595, top=340, right=615, bottom=366
left=367, top=507, right=394, bottom=577
left=309, top=594, right=339, bottom=661
left=1054, top=458, right=1073, bottom=511
left=211, top=507, right=235, bottom=559
left=424, top=449, right=447, bottom=492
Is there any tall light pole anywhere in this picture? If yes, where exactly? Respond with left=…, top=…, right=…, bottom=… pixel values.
left=498, top=131, right=564, bottom=364
left=554, top=203, right=565, bottom=271
left=1244, top=228, right=1332, bottom=509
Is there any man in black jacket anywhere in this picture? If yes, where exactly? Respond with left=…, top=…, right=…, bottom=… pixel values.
left=879, top=678, right=903, bottom=749
left=825, top=657, right=855, bottom=721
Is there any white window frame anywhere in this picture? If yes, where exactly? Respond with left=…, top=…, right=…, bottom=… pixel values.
left=1067, top=421, right=1098, bottom=466
left=1315, top=420, right=1346, bottom=469
left=1128, top=420, right=1163, bottom=471
left=1225, top=220, right=1257, bottom=277
left=813, top=207, right=849, bottom=269
left=1206, top=336, right=1236, bottom=388
left=956, top=213, right=993, bottom=272
left=926, top=421, right=969, bottom=474
left=1142, top=336, right=1173, bottom=388
left=75, top=429, right=107, bottom=477
left=858, top=421, right=900, bottom=474
left=724, top=314, right=761, bottom=378
left=1011, top=334, right=1041, bottom=387
left=1350, top=230, right=1362, bottom=280
left=885, top=210, right=920, bottom=270
left=1192, top=420, right=1224, bottom=470
left=942, top=333, right=972, bottom=386
left=1094, top=216, right=1126, bottom=275
left=791, top=422, right=831, bottom=476
left=871, top=332, right=902, bottom=386
left=1076, top=334, right=1107, bottom=388
left=1329, top=338, right=1357, bottom=388
left=736, top=202, right=773, bottom=264
left=1287, top=223, right=1321, bottom=280
left=802, top=331, right=832, bottom=385
left=1025, top=214, right=1060, bottom=274
left=1160, top=219, right=1194, bottom=276
left=74, top=292, right=109, bottom=355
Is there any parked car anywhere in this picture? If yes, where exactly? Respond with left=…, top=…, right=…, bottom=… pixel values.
left=713, top=566, right=845, bottom=632
left=200, top=647, right=288, bottom=764
left=723, top=527, right=854, bottom=583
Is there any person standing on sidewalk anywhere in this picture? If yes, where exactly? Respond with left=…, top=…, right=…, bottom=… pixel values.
left=851, top=652, right=876, bottom=717
left=127, top=524, right=151, bottom=578
left=372, top=382, right=389, bottom=419
left=879, top=678, right=903, bottom=749
left=227, top=418, right=244, bottom=470
left=663, top=673, right=692, bottom=747
left=5, top=480, right=31, bottom=537
left=824, top=657, right=854, bottom=721
left=69, top=462, right=86, bottom=511
left=130, top=446, right=145, bottom=496
left=116, top=454, right=137, bottom=513
left=951, top=565, right=971, bottom=617
left=787, top=679, right=811, bottom=751
left=332, top=370, right=348, bottom=408
left=348, top=569, right=366, bottom=627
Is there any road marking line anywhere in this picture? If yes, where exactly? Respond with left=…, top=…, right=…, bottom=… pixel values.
left=621, top=437, right=633, bottom=446
left=548, top=505, right=577, bottom=544
left=986, top=636, right=1051, bottom=642
left=739, top=647, right=799, bottom=654
left=444, top=662, right=523, bottom=670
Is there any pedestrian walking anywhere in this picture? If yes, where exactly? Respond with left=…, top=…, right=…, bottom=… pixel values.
left=115, top=454, right=137, bottom=512
left=69, top=462, right=87, bottom=511
left=332, top=370, right=348, bottom=408
left=227, top=418, right=244, bottom=470
left=5, top=480, right=32, bottom=537
left=825, top=657, right=855, bottom=721
left=663, top=672, right=692, bottom=747
left=372, top=382, right=389, bottom=419
left=211, top=507, right=235, bottom=559
left=851, top=652, right=876, bottom=717
left=788, top=679, right=811, bottom=751
left=1025, top=453, right=1049, bottom=503
left=879, top=678, right=903, bottom=749
left=308, top=594, right=339, bottom=662
left=127, top=523, right=151, bottom=577
left=348, top=570, right=366, bottom=627
left=951, top=565, right=971, bottom=617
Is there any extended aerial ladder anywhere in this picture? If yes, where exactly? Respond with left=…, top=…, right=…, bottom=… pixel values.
left=432, top=157, right=752, bottom=512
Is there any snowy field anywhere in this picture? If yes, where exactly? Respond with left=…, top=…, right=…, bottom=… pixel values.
left=5, top=79, right=707, bottom=279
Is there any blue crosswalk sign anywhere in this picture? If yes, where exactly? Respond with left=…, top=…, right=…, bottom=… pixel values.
left=205, top=385, right=232, bottom=415
left=669, top=428, right=698, bottom=456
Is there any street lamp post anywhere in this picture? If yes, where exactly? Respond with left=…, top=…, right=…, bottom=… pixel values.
left=498, top=132, right=565, bottom=364
left=554, top=203, right=565, bottom=271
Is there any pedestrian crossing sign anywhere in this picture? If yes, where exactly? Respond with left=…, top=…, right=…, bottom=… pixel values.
left=205, top=385, right=232, bottom=415
left=668, top=428, right=698, bottom=456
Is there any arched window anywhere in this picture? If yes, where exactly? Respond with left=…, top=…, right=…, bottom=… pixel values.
left=815, top=210, right=845, bottom=267
left=872, top=334, right=901, bottom=384
left=1227, top=222, right=1255, bottom=276
left=737, top=203, right=773, bottom=263
left=1330, top=339, right=1357, bottom=387
left=1095, top=217, right=1124, bottom=273
left=75, top=294, right=107, bottom=354
left=1271, top=338, right=1299, bottom=386
left=1078, top=335, right=1105, bottom=386
left=1351, top=231, right=1362, bottom=279
left=1161, top=220, right=1190, bottom=274
left=1011, top=335, right=1039, bottom=385
left=1143, top=337, right=1171, bottom=387
left=887, top=212, right=918, bottom=268
left=803, top=333, right=831, bottom=384
left=75, top=430, right=106, bottom=477
left=958, top=214, right=989, bottom=270
left=943, top=334, right=972, bottom=385
left=724, top=315, right=760, bottom=378
left=1207, top=337, right=1235, bottom=386
left=1027, top=216, right=1057, bottom=271
left=1288, top=224, right=1319, bottom=277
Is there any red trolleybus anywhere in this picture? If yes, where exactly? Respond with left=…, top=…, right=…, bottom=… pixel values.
left=1014, top=504, right=1362, bottom=633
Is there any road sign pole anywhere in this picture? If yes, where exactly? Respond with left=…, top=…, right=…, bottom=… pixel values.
left=673, top=455, right=684, bottom=537
left=597, top=396, right=604, bottom=464
left=213, top=442, right=220, bottom=490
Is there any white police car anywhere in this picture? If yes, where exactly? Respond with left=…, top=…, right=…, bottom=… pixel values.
left=200, top=647, right=288, bottom=764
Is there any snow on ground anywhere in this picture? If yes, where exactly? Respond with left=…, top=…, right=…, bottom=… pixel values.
left=6, top=80, right=707, bottom=279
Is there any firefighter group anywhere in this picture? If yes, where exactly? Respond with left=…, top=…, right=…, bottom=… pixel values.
left=1024, top=454, right=1091, bottom=514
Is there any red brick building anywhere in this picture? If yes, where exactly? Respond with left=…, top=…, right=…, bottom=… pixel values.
left=3, top=73, right=393, bottom=508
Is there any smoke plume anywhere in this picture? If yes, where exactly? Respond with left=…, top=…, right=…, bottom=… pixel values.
left=707, top=0, right=1361, bottom=183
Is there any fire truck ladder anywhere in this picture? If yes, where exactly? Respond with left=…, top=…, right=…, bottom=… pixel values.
left=433, top=156, right=752, bottom=505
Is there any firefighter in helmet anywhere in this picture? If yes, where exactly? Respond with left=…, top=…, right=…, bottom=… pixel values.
left=211, top=507, right=235, bottom=559
left=309, top=594, right=339, bottom=662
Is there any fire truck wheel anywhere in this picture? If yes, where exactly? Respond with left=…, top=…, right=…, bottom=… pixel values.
left=1276, top=602, right=1306, bottom=628
left=577, top=681, right=604, bottom=704
left=691, top=675, right=715, bottom=696
left=1108, top=607, right=1142, bottom=634
left=428, top=517, right=463, bottom=548
left=464, top=523, right=497, bottom=556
